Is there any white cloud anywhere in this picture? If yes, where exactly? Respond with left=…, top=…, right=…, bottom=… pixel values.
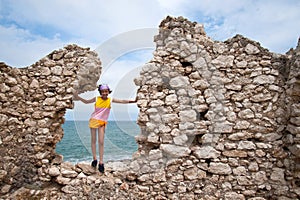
left=0, top=0, right=163, bottom=66
left=95, top=28, right=157, bottom=68
left=214, top=0, right=300, bottom=53
left=0, top=23, right=96, bottom=67
left=156, top=0, right=300, bottom=53
left=0, top=25, right=61, bottom=67
left=2, top=0, right=163, bottom=41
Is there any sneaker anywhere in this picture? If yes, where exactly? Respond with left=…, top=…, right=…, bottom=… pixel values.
left=91, top=160, right=97, bottom=168
left=98, top=163, right=104, bottom=173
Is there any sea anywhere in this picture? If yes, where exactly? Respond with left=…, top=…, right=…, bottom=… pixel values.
left=56, top=121, right=140, bottom=164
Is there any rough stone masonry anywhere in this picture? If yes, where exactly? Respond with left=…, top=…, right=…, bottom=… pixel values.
left=0, top=16, right=300, bottom=199
left=0, top=45, right=101, bottom=197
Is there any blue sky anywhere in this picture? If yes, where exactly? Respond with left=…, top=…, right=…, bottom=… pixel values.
left=1, top=0, right=300, bottom=121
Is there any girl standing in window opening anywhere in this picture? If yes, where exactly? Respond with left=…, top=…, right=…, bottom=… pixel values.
left=73, top=84, right=137, bottom=173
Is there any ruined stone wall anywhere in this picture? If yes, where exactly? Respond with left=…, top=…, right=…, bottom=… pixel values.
left=128, top=16, right=300, bottom=199
left=285, top=40, right=300, bottom=193
left=0, top=16, right=299, bottom=200
left=0, top=44, right=101, bottom=194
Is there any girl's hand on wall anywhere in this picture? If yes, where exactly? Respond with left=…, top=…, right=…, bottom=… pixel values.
left=73, top=91, right=80, bottom=101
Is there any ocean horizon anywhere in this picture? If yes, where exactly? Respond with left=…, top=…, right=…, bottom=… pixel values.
left=56, top=120, right=140, bottom=164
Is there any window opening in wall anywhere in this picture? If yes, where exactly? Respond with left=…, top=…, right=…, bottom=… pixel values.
left=56, top=50, right=153, bottom=164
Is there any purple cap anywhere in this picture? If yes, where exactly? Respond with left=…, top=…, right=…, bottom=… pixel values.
left=99, top=84, right=110, bottom=91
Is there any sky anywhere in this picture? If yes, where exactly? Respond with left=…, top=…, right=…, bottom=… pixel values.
left=1, top=0, right=300, bottom=121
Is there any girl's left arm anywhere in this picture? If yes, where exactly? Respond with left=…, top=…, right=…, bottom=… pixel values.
left=112, top=97, right=137, bottom=104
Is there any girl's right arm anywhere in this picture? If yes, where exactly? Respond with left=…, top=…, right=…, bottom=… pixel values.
left=73, top=92, right=96, bottom=104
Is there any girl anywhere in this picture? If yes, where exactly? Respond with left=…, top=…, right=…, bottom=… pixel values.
left=73, top=84, right=137, bottom=173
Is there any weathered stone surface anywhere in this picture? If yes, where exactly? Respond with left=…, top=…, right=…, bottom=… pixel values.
left=194, top=146, right=221, bottom=159
left=169, top=76, right=190, bottom=88
left=48, top=166, right=60, bottom=177
left=56, top=176, right=71, bottom=185
left=208, top=163, right=232, bottom=175
left=270, top=168, right=286, bottom=184
left=183, top=166, right=206, bottom=180
left=160, top=144, right=191, bottom=157
left=225, top=192, right=245, bottom=200
left=223, top=150, right=248, bottom=158
left=237, top=141, right=256, bottom=150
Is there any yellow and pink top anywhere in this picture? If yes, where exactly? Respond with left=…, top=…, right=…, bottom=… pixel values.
left=89, top=97, right=111, bottom=128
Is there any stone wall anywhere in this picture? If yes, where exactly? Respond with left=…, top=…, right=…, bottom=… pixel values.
left=0, top=44, right=101, bottom=195
left=128, top=16, right=300, bottom=199
left=0, top=16, right=299, bottom=199
left=285, top=38, right=300, bottom=196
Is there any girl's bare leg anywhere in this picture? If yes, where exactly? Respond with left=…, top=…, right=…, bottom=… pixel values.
left=90, top=128, right=97, bottom=161
left=98, top=126, right=105, bottom=164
